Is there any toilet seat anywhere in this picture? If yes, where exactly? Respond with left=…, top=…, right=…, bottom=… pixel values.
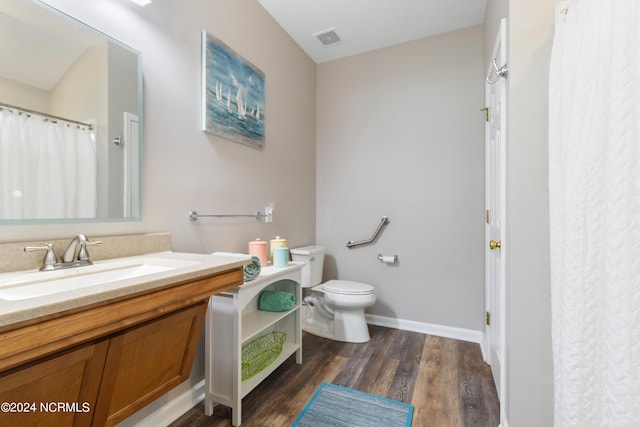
left=322, top=280, right=374, bottom=296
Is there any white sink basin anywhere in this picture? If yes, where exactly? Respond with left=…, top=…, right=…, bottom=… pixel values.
left=0, top=257, right=201, bottom=301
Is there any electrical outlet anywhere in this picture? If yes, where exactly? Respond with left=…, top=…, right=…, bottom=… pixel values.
left=265, top=203, right=273, bottom=223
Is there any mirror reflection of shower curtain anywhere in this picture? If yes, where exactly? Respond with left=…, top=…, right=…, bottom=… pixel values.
left=0, top=109, right=97, bottom=219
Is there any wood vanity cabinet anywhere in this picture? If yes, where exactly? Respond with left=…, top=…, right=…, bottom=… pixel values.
left=0, top=266, right=243, bottom=426
left=0, top=341, right=108, bottom=427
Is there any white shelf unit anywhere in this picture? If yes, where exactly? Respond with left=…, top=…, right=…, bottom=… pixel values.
left=204, top=263, right=303, bottom=426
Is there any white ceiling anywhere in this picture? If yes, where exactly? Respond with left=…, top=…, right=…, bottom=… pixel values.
left=1, top=1, right=488, bottom=91
left=257, top=0, right=488, bottom=63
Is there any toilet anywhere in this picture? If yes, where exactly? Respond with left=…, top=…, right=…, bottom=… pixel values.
left=290, top=246, right=376, bottom=343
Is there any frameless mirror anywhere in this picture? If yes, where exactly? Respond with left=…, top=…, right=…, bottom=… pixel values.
left=0, top=0, right=142, bottom=223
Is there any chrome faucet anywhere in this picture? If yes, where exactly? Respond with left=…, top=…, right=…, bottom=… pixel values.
left=24, top=234, right=102, bottom=271
left=62, top=234, right=89, bottom=262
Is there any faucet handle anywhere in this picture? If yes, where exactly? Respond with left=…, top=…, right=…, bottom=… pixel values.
left=78, top=240, right=102, bottom=262
left=24, top=243, right=58, bottom=271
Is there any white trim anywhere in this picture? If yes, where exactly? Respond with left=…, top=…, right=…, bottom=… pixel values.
left=480, top=328, right=489, bottom=362
left=123, top=112, right=139, bottom=218
left=117, top=380, right=205, bottom=427
left=366, top=314, right=486, bottom=354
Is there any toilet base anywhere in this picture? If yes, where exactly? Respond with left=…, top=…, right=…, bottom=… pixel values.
left=333, top=308, right=371, bottom=343
left=302, top=301, right=371, bottom=343
left=302, top=319, right=333, bottom=340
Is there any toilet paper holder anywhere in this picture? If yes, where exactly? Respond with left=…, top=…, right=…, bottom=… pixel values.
left=377, top=254, right=398, bottom=263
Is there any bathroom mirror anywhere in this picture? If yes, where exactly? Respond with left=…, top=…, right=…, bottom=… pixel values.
left=0, top=0, right=142, bottom=223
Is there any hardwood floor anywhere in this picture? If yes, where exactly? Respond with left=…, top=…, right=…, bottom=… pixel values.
left=169, top=325, right=499, bottom=427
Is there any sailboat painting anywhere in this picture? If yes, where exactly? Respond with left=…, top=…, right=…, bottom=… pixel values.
left=202, top=31, right=265, bottom=149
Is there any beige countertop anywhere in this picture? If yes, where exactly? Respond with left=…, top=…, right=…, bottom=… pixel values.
left=0, top=251, right=249, bottom=327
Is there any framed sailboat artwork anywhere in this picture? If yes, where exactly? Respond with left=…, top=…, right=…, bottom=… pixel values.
left=201, top=31, right=265, bottom=149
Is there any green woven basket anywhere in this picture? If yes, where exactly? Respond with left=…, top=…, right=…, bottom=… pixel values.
left=241, top=331, right=286, bottom=381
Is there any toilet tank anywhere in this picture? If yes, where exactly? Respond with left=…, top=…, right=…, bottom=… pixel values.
left=290, top=246, right=325, bottom=288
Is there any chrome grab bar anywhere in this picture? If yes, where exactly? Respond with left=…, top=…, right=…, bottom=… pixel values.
left=346, top=216, right=389, bottom=249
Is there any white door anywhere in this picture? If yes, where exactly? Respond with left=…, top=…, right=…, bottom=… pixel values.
left=485, top=18, right=507, bottom=425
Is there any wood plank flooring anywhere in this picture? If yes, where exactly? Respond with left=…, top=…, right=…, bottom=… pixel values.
left=169, top=325, right=499, bottom=427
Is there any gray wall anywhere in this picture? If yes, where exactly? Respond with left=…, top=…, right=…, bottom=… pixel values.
left=506, top=0, right=555, bottom=425
left=316, top=25, right=485, bottom=331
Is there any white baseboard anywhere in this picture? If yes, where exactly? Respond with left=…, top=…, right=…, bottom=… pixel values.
left=117, top=380, right=205, bottom=427
left=366, top=314, right=485, bottom=348
left=123, top=316, right=486, bottom=426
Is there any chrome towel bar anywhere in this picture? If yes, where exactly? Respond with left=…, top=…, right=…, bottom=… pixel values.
left=346, top=216, right=389, bottom=249
left=189, top=210, right=270, bottom=222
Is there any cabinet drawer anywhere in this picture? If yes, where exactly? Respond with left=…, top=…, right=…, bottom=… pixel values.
left=93, top=302, right=207, bottom=426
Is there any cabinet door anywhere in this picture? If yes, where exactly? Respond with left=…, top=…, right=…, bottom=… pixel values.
left=93, top=302, right=207, bottom=426
left=0, top=341, right=108, bottom=427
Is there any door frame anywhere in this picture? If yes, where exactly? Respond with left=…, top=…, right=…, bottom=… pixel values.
left=123, top=112, right=140, bottom=218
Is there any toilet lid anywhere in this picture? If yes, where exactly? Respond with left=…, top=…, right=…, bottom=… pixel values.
left=322, top=280, right=375, bottom=295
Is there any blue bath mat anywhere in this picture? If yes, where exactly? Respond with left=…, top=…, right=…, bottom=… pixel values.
left=292, top=382, right=413, bottom=427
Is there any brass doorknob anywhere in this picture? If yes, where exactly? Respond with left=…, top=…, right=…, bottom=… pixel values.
left=489, top=240, right=502, bottom=250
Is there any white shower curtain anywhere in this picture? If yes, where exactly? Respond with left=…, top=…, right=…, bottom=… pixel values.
left=549, top=1, right=640, bottom=426
left=0, top=109, right=97, bottom=219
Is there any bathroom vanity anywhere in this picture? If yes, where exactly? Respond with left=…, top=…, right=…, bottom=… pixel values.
left=0, top=235, right=248, bottom=427
left=205, top=263, right=303, bottom=426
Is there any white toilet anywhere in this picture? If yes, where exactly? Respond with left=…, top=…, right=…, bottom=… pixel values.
left=291, top=245, right=376, bottom=343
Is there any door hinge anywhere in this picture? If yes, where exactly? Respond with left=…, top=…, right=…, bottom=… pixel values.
left=485, top=209, right=490, bottom=224
left=486, top=311, right=491, bottom=326
left=480, top=107, right=489, bottom=122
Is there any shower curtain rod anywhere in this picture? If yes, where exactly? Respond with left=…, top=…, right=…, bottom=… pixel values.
left=0, top=101, right=93, bottom=129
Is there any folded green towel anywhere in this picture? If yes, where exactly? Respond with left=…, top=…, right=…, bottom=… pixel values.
left=244, top=255, right=261, bottom=282
left=259, top=290, right=295, bottom=312
left=211, top=252, right=261, bottom=282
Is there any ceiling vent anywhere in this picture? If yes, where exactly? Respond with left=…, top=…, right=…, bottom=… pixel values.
left=313, top=28, right=342, bottom=46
